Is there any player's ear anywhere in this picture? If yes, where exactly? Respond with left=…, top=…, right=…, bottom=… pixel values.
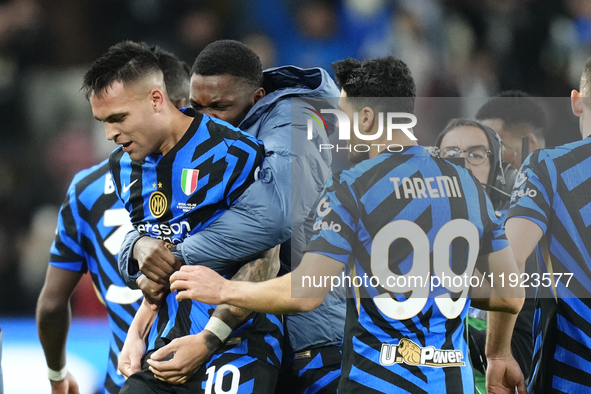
left=252, top=87, right=265, bottom=105
left=526, top=132, right=539, bottom=152
left=572, top=89, right=583, bottom=117
left=360, top=106, right=375, bottom=134
left=150, top=88, right=166, bottom=112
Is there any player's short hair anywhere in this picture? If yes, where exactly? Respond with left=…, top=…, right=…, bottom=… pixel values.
left=191, top=40, right=263, bottom=88
left=475, top=90, right=547, bottom=142
left=581, top=57, right=591, bottom=106
left=331, top=57, right=416, bottom=114
left=150, top=45, right=190, bottom=105
left=82, top=40, right=163, bottom=99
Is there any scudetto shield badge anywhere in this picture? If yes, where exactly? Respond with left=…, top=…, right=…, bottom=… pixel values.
left=181, top=169, right=199, bottom=195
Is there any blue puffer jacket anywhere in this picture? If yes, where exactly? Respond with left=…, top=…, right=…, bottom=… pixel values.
left=119, top=65, right=346, bottom=353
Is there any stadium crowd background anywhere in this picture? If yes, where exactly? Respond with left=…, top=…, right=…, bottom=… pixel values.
left=0, top=0, right=589, bottom=333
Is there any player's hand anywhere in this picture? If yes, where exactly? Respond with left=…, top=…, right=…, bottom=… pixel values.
left=133, top=237, right=183, bottom=284
left=118, top=331, right=146, bottom=380
left=147, top=331, right=222, bottom=385
left=486, top=355, right=526, bottom=394
left=50, top=372, right=79, bottom=394
left=170, top=265, right=227, bottom=305
left=137, top=274, right=169, bottom=308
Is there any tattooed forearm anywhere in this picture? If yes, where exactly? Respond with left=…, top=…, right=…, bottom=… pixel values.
left=231, top=246, right=280, bottom=282
left=212, top=246, right=281, bottom=329
left=212, top=304, right=250, bottom=330
left=204, top=330, right=223, bottom=351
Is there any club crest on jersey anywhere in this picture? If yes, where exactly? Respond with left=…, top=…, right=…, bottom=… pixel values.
left=149, top=191, right=167, bottom=218
left=379, top=339, right=465, bottom=368
left=181, top=169, right=199, bottom=196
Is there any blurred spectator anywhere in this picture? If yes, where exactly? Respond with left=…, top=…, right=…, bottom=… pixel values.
left=274, top=0, right=355, bottom=72
left=243, top=32, right=277, bottom=69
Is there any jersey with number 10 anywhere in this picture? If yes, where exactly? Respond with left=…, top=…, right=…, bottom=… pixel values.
left=49, top=160, right=141, bottom=394
left=109, top=112, right=283, bottom=368
left=305, top=146, right=508, bottom=394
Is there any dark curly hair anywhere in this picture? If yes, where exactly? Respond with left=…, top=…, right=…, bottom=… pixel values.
left=82, top=40, right=162, bottom=99
left=331, top=57, right=416, bottom=113
left=191, top=40, right=263, bottom=88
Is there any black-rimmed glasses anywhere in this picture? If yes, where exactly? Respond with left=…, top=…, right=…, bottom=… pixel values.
left=440, top=147, right=492, bottom=165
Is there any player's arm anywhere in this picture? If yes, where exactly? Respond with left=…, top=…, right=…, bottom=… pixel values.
left=118, top=230, right=183, bottom=287
left=505, top=217, right=543, bottom=272
left=471, top=246, right=524, bottom=314
left=117, top=229, right=180, bottom=306
left=170, top=172, right=353, bottom=313
left=169, top=251, right=344, bottom=314
left=146, top=246, right=281, bottom=384
left=36, top=180, right=85, bottom=393
left=209, top=245, right=281, bottom=330
left=485, top=312, right=526, bottom=394
left=37, top=266, right=82, bottom=393
left=484, top=217, right=542, bottom=394
left=118, top=299, right=156, bottom=379
left=486, top=156, right=549, bottom=393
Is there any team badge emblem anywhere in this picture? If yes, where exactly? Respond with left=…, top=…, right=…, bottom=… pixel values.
left=181, top=169, right=199, bottom=196
left=149, top=191, right=167, bottom=218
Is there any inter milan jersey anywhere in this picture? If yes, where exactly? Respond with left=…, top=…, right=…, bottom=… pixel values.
left=49, top=160, right=142, bottom=394
left=507, top=137, right=591, bottom=394
left=306, top=146, right=508, bottom=394
left=110, top=112, right=282, bottom=368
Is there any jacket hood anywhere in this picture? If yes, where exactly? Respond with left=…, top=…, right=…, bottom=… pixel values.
left=239, top=65, right=339, bottom=130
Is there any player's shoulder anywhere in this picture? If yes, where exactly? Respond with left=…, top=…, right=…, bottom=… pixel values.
left=70, top=159, right=110, bottom=192
left=529, top=138, right=591, bottom=165
left=202, top=113, right=257, bottom=143
left=109, top=145, right=126, bottom=165
left=337, top=153, right=391, bottom=187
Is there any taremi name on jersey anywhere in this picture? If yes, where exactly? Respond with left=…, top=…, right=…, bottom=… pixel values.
left=305, top=145, right=508, bottom=394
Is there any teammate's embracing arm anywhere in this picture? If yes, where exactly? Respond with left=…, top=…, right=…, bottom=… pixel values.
left=167, top=171, right=525, bottom=316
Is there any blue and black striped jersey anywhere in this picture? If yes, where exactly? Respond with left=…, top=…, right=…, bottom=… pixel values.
left=508, top=137, right=591, bottom=394
left=49, top=159, right=142, bottom=394
left=305, top=146, right=508, bottom=394
left=109, top=112, right=283, bottom=367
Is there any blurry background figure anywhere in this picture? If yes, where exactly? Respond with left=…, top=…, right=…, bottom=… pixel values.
left=476, top=91, right=548, bottom=167
left=242, top=32, right=277, bottom=69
